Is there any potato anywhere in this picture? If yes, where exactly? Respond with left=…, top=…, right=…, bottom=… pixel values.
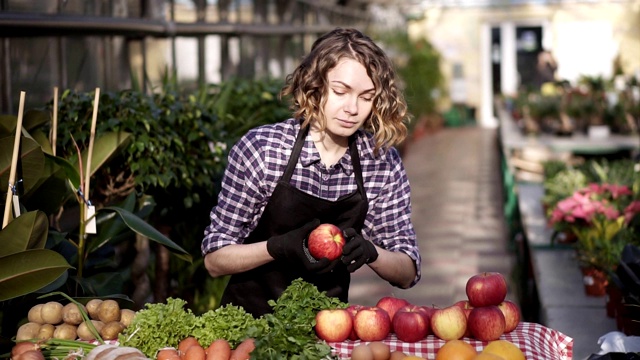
left=41, top=302, right=64, bottom=325
left=62, top=302, right=86, bottom=325
left=16, top=322, right=41, bottom=341
left=53, top=323, right=77, bottom=340
left=97, top=300, right=120, bottom=323
left=119, top=309, right=136, bottom=327
left=27, top=304, right=44, bottom=324
left=99, top=321, right=125, bottom=340
left=77, top=320, right=104, bottom=341
left=37, top=323, right=55, bottom=340
left=86, top=299, right=103, bottom=320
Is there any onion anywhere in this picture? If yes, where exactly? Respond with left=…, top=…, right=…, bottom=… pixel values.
left=85, top=344, right=148, bottom=360
left=11, top=342, right=40, bottom=358
left=13, top=349, right=45, bottom=360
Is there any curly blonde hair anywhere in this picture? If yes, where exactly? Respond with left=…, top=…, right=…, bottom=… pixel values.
left=280, top=27, right=410, bottom=154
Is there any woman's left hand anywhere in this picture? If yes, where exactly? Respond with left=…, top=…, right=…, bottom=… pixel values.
left=341, top=228, right=378, bottom=272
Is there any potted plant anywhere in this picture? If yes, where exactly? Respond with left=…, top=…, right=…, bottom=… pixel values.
left=548, top=183, right=640, bottom=296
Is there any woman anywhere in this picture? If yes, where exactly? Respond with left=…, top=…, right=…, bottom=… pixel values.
left=202, top=27, right=421, bottom=317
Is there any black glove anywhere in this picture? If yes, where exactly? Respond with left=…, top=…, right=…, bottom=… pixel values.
left=266, top=219, right=338, bottom=274
left=341, top=228, right=378, bottom=272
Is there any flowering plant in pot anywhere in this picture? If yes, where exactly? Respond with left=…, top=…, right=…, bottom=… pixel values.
left=549, top=183, right=640, bottom=295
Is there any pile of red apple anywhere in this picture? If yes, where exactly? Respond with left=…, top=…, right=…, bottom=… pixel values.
left=314, top=272, right=521, bottom=344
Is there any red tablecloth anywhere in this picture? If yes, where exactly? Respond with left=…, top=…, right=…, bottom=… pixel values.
left=328, top=322, right=573, bottom=360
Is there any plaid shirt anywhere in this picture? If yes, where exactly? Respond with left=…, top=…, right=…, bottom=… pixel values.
left=202, top=118, right=421, bottom=286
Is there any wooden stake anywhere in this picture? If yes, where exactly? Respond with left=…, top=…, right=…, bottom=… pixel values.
left=52, top=87, right=59, bottom=156
left=84, top=88, right=99, bottom=202
left=3, top=91, right=26, bottom=229
left=83, top=88, right=99, bottom=234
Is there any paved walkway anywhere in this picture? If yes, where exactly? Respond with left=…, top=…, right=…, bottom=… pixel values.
left=349, top=126, right=518, bottom=308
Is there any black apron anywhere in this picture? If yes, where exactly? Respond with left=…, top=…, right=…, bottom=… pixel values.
left=220, top=123, right=369, bottom=317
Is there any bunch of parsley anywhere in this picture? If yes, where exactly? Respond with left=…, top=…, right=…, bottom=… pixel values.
left=248, top=278, right=348, bottom=359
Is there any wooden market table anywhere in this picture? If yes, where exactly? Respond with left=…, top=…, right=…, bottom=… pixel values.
left=516, top=182, right=617, bottom=359
left=496, top=104, right=629, bottom=359
left=329, top=322, right=572, bottom=360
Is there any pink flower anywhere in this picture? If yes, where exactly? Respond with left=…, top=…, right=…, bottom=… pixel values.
left=550, top=182, right=636, bottom=230
left=624, top=201, right=640, bottom=224
left=606, top=184, right=633, bottom=199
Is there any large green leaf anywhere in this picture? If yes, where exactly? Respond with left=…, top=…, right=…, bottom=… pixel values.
left=88, top=193, right=151, bottom=254
left=22, top=109, right=51, bottom=132
left=0, top=136, right=45, bottom=196
left=22, top=154, right=78, bottom=214
left=46, top=153, right=81, bottom=188
left=30, top=129, right=54, bottom=155
left=0, top=114, right=18, bottom=135
left=99, top=206, right=192, bottom=262
left=0, top=210, right=48, bottom=257
left=76, top=131, right=132, bottom=177
left=0, top=249, right=72, bottom=301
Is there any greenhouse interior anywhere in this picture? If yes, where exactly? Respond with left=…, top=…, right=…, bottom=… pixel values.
left=1, top=1, right=640, bottom=359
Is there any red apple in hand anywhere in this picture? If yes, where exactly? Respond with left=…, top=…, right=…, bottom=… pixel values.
left=430, top=305, right=467, bottom=341
left=353, top=306, right=391, bottom=341
left=315, top=308, right=353, bottom=342
left=465, top=272, right=508, bottom=307
left=308, top=223, right=345, bottom=261
left=467, top=305, right=506, bottom=341
left=346, top=304, right=364, bottom=340
left=375, top=296, right=410, bottom=331
left=498, top=300, right=521, bottom=333
left=393, top=305, right=430, bottom=342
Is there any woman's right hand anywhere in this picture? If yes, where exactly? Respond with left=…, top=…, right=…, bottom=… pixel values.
left=266, top=219, right=339, bottom=273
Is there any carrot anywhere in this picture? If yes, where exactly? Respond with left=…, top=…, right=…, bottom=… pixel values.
left=205, top=339, right=232, bottom=360
left=178, top=337, right=200, bottom=357
left=183, top=345, right=206, bottom=360
left=229, top=338, right=255, bottom=360
left=157, top=348, right=180, bottom=360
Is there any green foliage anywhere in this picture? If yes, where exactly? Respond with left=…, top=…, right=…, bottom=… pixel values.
left=2, top=78, right=289, bottom=314
left=0, top=106, right=190, bottom=302
left=542, top=166, right=588, bottom=217
left=376, top=31, right=443, bottom=130
left=118, top=297, right=197, bottom=358
left=528, top=94, right=562, bottom=121
left=542, top=158, right=640, bottom=218
left=193, top=304, right=268, bottom=348
left=249, top=278, right=347, bottom=359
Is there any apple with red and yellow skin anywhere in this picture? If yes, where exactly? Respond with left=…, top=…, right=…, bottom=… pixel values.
left=346, top=304, right=364, bottom=340
left=453, top=300, right=474, bottom=337
left=465, top=272, right=508, bottom=307
left=314, top=308, right=353, bottom=342
left=307, top=223, right=345, bottom=261
left=498, top=300, right=521, bottom=333
left=375, top=296, right=410, bottom=331
left=392, top=305, right=430, bottom=342
left=353, top=306, right=391, bottom=341
left=467, top=305, right=506, bottom=341
left=430, top=305, right=467, bottom=341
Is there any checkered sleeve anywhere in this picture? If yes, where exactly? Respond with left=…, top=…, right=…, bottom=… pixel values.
left=201, top=131, right=268, bottom=255
left=366, top=148, right=422, bottom=287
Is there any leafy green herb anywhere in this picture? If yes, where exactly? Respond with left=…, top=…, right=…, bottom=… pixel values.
left=118, top=298, right=196, bottom=358
left=249, top=278, right=347, bottom=359
left=192, top=304, right=268, bottom=348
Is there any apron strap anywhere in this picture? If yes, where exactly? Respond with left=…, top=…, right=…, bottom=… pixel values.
left=282, top=122, right=308, bottom=182
left=349, top=135, right=367, bottom=202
